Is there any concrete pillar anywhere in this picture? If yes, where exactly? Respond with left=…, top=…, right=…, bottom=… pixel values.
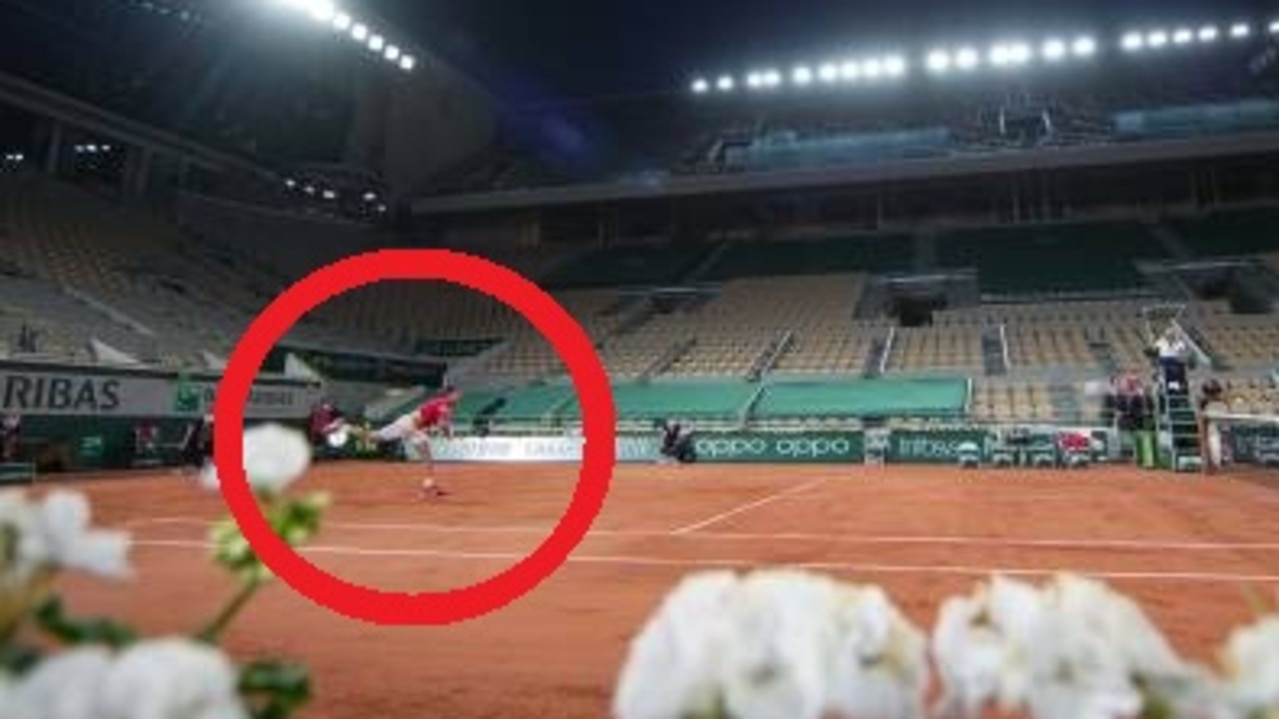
left=125, top=147, right=154, bottom=197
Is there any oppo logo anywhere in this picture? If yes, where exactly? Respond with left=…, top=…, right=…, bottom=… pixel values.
left=694, top=436, right=857, bottom=459
left=696, top=438, right=768, bottom=458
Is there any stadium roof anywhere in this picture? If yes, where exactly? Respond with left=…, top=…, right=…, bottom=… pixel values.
left=366, top=0, right=1268, bottom=104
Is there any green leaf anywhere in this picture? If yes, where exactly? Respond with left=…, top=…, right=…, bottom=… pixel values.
left=33, top=596, right=137, bottom=648
left=239, top=661, right=313, bottom=719
left=0, top=642, right=42, bottom=674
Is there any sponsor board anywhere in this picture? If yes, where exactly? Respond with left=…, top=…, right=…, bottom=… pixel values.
left=424, top=432, right=865, bottom=464
left=887, top=430, right=994, bottom=464
left=0, top=364, right=320, bottom=419
left=423, top=436, right=660, bottom=463
left=692, top=432, right=864, bottom=463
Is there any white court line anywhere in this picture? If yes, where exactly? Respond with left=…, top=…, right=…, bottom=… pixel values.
left=126, top=517, right=1279, bottom=552
left=669, top=477, right=832, bottom=535
left=131, top=539, right=1279, bottom=585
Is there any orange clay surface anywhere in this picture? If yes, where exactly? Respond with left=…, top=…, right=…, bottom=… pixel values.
left=37, top=462, right=1279, bottom=719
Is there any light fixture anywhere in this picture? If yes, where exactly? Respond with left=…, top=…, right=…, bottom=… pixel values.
left=1198, top=25, right=1219, bottom=42
left=1072, top=36, right=1096, bottom=56
left=840, top=61, right=861, bottom=81
left=1147, top=30, right=1169, bottom=48
left=883, top=55, right=907, bottom=76
left=1121, top=32, right=1145, bottom=51
left=792, top=66, right=814, bottom=85
left=1173, top=28, right=1193, bottom=44
left=400, top=55, right=416, bottom=71
left=955, top=47, right=980, bottom=70
left=862, top=58, right=883, bottom=78
left=691, top=78, right=710, bottom=94
left=762, top=70, right=782, bottom=87
left=818, top=63, right=840, bottom=82
left=331, top=12, right=352, bottom=31
left=926, top=50, right=952, bottom=73
left=368, top=35, right=386, bottom=52
left=1042, top=39, right=1067, bottom=61
left=385, top=45, right=401, bottom=61
left=1230, top=22, right=1250, bottom=38
left=351, top=23, right=368, bottom=41
left=716, top=75, right=735, bottom=91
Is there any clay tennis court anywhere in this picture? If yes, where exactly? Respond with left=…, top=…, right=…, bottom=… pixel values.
left=49, top=462, right=1279, bottom=719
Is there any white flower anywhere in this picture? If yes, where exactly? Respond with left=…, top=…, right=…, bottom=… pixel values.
left=720, top=570, right=830, bottom=719
left=614, top=569, right=927, bottom=719
left=613, top=571, right=740, bottom=719
left=34, top=492, right=130, bottom=579
left=201, top=423, right=312, bottom=495
left=1220, top=616, right=1279, bottom=717
left=0, top=491, right=130, bottom=586
left=823, top=585, right=927, bottom=719
left=935, top=574, right=1205, bottom=719
left=7, top=646, right=113, bottom=719
left=101, top=638, right=247, bottom=719
left=932, top=576, right=1043, bottom=717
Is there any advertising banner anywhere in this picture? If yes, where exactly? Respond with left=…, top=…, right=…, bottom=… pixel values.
left=0, top=364, right=320, bottom=419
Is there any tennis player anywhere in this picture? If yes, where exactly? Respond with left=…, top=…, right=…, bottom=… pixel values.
left=365, top=386, right=462, bottom=499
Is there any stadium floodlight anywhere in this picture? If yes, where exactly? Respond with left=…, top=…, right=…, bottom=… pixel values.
left=862, top=58, right=883, bottom=78
left=1270, top=20, right=1279, bottom=34
left=385, top=45, right=401, bottom=61
left=322, top=189, right=337, bottom=200
left=305, top=0, right=335, bottom=24
left=716, top=75, right=735, bottom=91
left=745, top=72, right=764, bottom=89
left=691, top=78, right=710, bottom=94
left=351, top=23, right=368, bottom=41
left=926, top=49, right=952, bottom=73
left=818, top=63, right=840, bottom=83
left=1173, top=28, right=1193, bottom=45
left=1072, top=36, right=1096, bottom=56
left=377, top=204, right=388, bottom=213
left=400, top=55, right=416, bottom=71
left=369, top=34, right=386, bottom=52
left=792, top=66, right=814, bottom=85
left=1147, top=30, right=1168, bottom=48
left=1007, top=43, right=1031, bottom=65
left=363, top=191, right=377, bottom=201
left=883, top=56, right=907, bottom=77
left=285, top=179, right=297, bottom=188
left=1230, top=22, right=1250, bottom=38
left=1198, top=25, right=1219, bottom=41
left=988, top=44, right=1011, bottom=66
left=840, top=61, right=861, bottom=81
left=331, top=12, right=352, bottom=31
left=762, top=70, right=782, bottom=87
left=955, top=47, right=980, bottom=70
left=86, top=144, right=99, bottom=153
left=1042, top=39, right=1067, bottom=61
left=1121, top=32, right=1145, bottom=51
left=304, top=185, right=316, bottom=195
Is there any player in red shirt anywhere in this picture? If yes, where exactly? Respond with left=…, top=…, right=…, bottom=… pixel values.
left=365, top=386, right=462, bottom=499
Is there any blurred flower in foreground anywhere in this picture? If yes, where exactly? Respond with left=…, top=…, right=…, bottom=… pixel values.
left=1219, top=615, right=1279, bottom=719
left=200, top=423, right=312, bottom=497
left=613, top=569, right=926, bottom=719
left=5, top=639, right=246, bottom=719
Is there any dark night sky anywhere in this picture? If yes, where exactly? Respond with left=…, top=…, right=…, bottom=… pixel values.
left=368, top=0, right=1270, bottom=103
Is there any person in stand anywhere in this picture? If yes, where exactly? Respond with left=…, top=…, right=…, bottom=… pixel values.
left=179, top=413, right=214, bottom=478
left=1151, top=326, right=1191, bottom=396
left=1, top=413, right=21, bottom=463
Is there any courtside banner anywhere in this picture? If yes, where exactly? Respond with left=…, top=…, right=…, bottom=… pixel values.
left=0, top=364, right=319, bottom=419
left=425, top=436, right=660, bottom=463
left=887, top=429, right=994, bottom=464
left=692, top=432, right=865, bottom=464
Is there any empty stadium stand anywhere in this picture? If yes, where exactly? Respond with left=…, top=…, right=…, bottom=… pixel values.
left=937, top=220, right=1168, bottom=295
